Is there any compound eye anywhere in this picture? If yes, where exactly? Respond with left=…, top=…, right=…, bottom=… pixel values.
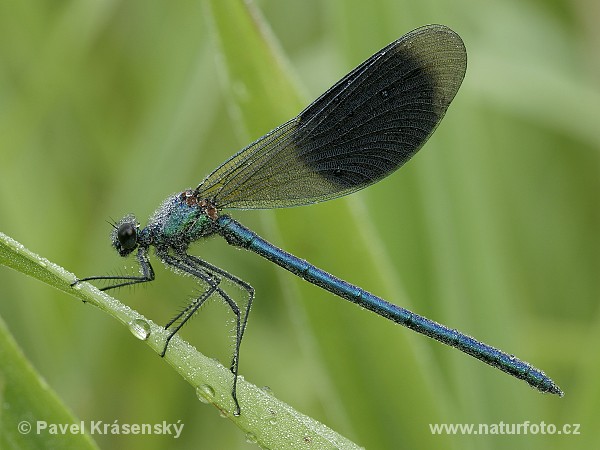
left=117, top=222, right=137, bottom=250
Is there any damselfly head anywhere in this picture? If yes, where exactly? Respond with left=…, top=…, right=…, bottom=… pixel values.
left=111, top=214, right=139, bottom=257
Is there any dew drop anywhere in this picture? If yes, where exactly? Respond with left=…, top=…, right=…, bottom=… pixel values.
left=245, top=432, right=258, bottom=444
left=196, top=384, right=215, bottom=404
left=260, top=385, right=273, bottom=395
left=128, top=319, right=151, bottom=341
left=266, top=406, right=278, bottom=424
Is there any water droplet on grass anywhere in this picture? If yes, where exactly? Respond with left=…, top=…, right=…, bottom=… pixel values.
left=128, top=319, right=151, bottom=340
left=196, top=384, right=215, bottom=404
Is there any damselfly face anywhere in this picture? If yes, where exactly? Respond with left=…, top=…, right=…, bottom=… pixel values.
left=111, top=215, right=139, bottom=257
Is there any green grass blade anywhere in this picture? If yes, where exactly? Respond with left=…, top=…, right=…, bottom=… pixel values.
left=0, top=285, right=98, bottom=449
left=0, top=232, right=361, bottom=449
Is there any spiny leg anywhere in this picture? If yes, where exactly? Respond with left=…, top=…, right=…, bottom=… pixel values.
left=157, top=252, right=221, bottom=355
left=163, top=285, right=214, bottom=331
left=159, top=251, right=251, bottom=415
left=187, top=255, right=255, bottom=373
left=161, top=284, right=218, bottom=357
left=72, top=247, right=155, bottom=291
left=185, top=255, right=254, bottom=416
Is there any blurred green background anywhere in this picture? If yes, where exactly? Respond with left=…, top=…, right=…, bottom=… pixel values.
left=0, top=0, right=598, bottom=448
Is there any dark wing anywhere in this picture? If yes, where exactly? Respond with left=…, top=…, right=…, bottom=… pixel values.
left=196, top=24, right=467, bottom=209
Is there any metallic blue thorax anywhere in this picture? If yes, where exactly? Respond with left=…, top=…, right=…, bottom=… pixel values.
left=147, top=192, right=215, bottom=249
